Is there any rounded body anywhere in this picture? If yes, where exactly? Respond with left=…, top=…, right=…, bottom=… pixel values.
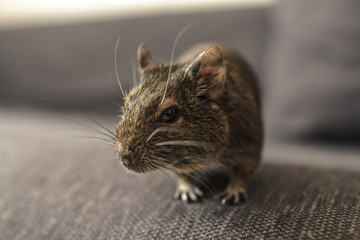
left=116, top=43, right=263, bottom=204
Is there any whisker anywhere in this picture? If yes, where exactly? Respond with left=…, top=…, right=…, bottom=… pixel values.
left=148, top=161, right=176, bottom=180
left=150, top=160, right=216, bottom=195
left=150, top=154, right=172, bottom=164
left=77, top=136, right=116, bottom=147
left=114, top=36, right=126, bottom=98
left=131, top=58, right=139, bottom=87
left=193, top=84, right=238, bottom=107
left=192, top=68, right=241, bottom=107
left=161, top=24, right=192, bottom=104
left=67, top=127, right=115, bottom=141
left=156, top=167, right=174, bottom=180
left=85, top=116, right=116, bottom=138
left=154, top=140, right=212, bottom=149
left=152, top=147, right=174, bottom=154
left=152, top=151, right=206, bottom=170
left=146, top=126, right=183, bottom=143
left=57, top=114, right=117, bottom=141
left=225, top=67, right=240, bottom=78
left=206, top=78, right=220, bottom=90
left=193, top=167, right=219, bottom=194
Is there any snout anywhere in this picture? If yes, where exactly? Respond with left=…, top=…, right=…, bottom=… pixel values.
left=120, top=154, right=133, bottom=167
left=118, top=151, right=145, bottom=172
left=117, top=142, right=136, bottom=169
left=117, top=140, right=151, bottom=173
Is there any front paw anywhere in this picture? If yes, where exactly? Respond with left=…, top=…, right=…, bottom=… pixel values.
left=174, top=182, right=203, bottom=202
left=217, top=186, right=248, bottom=205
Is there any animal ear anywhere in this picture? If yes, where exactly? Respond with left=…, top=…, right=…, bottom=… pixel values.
left=188, top=45, right=226, bottom=98
left=137, top=43, right=153, bottom=69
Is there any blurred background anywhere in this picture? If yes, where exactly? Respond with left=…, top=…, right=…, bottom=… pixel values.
left=0, top=0, right=273, bottom=28
left=0, top=0, right=272, bottom=112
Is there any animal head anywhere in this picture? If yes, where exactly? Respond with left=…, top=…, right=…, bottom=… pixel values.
left=116, top=44, right=229, bottom=174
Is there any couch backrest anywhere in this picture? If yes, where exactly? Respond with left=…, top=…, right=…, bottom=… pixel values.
left=0, top=8, right=270, bottom=113
left=264, top=0, right=360, bottom=142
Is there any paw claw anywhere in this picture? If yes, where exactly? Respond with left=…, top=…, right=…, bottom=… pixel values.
left=194, top=187, right=203, bottom=196
left=181, top=193, right=188, bottom=202
left=217, top=187, right=247, bottom=205
left=188, top=191, right=197, bottom=201
left=174, top=182, right=203, bottom=203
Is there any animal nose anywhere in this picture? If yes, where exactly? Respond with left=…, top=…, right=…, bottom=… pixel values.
left=121, top=154, right=133, bottom=166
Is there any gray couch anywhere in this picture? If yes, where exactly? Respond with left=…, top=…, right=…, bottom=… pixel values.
left=1, top=0, right=359, bottom=239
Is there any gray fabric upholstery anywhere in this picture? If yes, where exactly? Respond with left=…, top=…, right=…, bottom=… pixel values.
left=264, top=0, right=360, bottom=142
left=0, top=110, right=359, bottom=239
left=0, top=8, right=269, bottom=112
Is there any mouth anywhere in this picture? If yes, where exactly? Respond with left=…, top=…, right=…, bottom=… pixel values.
left=119, top=154, right=156, bottom=173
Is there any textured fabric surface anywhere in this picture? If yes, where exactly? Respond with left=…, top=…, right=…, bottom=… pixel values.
left=264, top=0, right=360, bottom=142
left=1, top=110, right=359, bottom=240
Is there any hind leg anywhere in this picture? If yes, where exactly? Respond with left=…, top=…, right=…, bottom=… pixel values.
left=218, top=169, right=248, bottom=204
left=218, top=154, right=259, bottom=204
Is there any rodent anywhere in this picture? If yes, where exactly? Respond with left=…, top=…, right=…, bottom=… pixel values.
left=115, top=43, right=263, bottom=204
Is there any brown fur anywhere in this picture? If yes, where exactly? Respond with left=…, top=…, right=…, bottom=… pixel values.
left=116, top=43, right=263, bottom=204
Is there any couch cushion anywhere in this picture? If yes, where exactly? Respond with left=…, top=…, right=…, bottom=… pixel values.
left=1, top=109, right=359, bottom=239
left=264, top=0, right=360, bottom=142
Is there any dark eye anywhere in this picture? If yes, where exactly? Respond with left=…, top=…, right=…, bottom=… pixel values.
left=159, top=106, right=180, bottom=123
